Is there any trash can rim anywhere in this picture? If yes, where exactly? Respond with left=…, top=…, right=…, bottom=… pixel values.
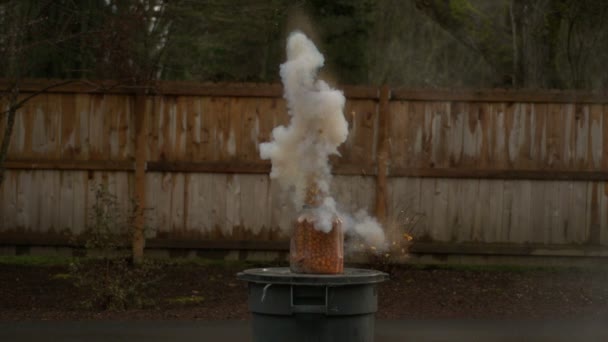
left=237, top=267, right=388, bottom=285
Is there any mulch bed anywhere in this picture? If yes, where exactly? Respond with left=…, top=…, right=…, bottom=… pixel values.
left=1, top=261, right=608, bottom=321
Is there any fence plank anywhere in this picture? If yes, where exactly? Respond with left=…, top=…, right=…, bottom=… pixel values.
left=40, top=170, right=62, bottom=232
left=513, top=180, right=532, bottom=243
left=103, top=95, right=116, bottom=160
left=399, top=177, right=423, bottom=238
left=159, top=96, right=173, bottom=161
left=354, top=99, right=381, bottom=164
left=545, top=104, right=562, bottom=168
left=574, top=104, right=590, bottom=169
left=59, top=94, right=75, bottom=159
left=184, top=173, right=200, bottom=236
left=388, top=101, right=409, bottom=169
left=71, top=171, right=87, bottom=235
left=587, top=181, right=602, bottom=245
left=211, top=174, right=228, bottom=237
left=429, top=102, right=449, bottom=168
left=146, top=173, right=161, bottom=234
left=75, top=94, right=91, bottom=160
left=356, top=176, right=377, bottom=214
left=530, top=103, right=547, bottom=167
left=471, top=179, right=484, bottom=242
left=529, top=181, right=546, bottom=243
left=479, top=179, right=504, bottom=243
left=331, top=175, right=355, bottom=213
left=3, top=83, right=608, bottom=252
left=410, top=102, right=426, bottom=168
left=174, top=97, right=188, bottom=161
left=491, top=103, right=507, bottom=168
left=555, top=181, right=572, bottom=244
left=170, top=173, right=185, bottom=234
left=238, top=98, right=260, bottom=162
left=59, top=172, right=74, bottom=233
left=603, top=104, right=608, bottom=245
left=431, top=178, right=449, bottom=241
left=460, top=179, right=479, bottom=241
left=446, top=102, right=465, bottom=168
left=477, top=103, right=492, bottom=169
left=7, top=99, right=24, bottom=158
left=588, top=104, right=603, bottom=169
left=519, top=103, right=533, bottom=169
left=239, top=174, right=270, bottom=237
left=463, top=102, right=482, bottom=167
left=500, top=180, right=514, bottom=242
left=570, top=181, right=588, bottom=243
left=184, top=97, right=200, bottom=161
left=156, top=173, right=173, bottom=235
left=225, top=174, right=241, bottom=237
left=118, top=95, right=132, bottom=160
left=563, top=104, right=576, bottom=168
left=269, top=178, right=293, bottom=237
left=543, top=181, right=568, bottom=244
left=601, top=180, right=608, bottom=246
left=147, top=97, right=160, bottom=161
left=17, top=171, right=34, bottom=231
left=416, top=178, right=433, bottom=240
left=44, top=94, right=61, bottom=159
left=1, top=171, right=18, bottom=231
left=88, top=95, right=105, bottom=160
left=216, top=97, right=234, bottom=161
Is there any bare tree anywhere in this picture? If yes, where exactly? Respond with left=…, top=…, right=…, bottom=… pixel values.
left=0, top=0, right=174, bottom=264
left=0, top=1, right=83, bottom=186
left=412, top=0, right=608, bottom=89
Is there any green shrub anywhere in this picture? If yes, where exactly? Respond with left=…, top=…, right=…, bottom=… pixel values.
left=70, top=257, right=160, bottom=310
left=69, top=184, right=160, bottom=310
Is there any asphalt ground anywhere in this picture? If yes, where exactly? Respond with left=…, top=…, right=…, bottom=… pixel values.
left=1, top=319, right=607, bottom=342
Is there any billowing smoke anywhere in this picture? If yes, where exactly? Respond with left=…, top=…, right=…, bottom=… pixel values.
left=260, top=31, right=386, bottom=250
left=343, top=209, right=388, bottom=250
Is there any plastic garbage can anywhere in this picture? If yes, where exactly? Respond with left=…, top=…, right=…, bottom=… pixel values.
left=237, top=267, right=388, bottom=342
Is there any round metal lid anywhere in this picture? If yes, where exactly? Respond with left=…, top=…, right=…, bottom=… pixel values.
left=237, top=267, right=388, bottom=285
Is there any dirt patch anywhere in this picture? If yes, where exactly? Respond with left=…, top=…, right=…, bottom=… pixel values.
left=1, top=262, right=608, bottom=321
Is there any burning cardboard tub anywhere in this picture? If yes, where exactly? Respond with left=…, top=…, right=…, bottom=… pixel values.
left=237, top=268, right=387, bottom=342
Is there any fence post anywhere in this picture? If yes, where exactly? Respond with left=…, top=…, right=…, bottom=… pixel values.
left=132, top=92, right=148, bottom=264
left=375, top=85, right=391, bottom=225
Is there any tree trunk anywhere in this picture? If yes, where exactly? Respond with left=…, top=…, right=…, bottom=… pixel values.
left=511, top=0, right=564, bottom=88
left=414, top=0, right=565, bottom=88
left=414, top=0, right=514, bottom=86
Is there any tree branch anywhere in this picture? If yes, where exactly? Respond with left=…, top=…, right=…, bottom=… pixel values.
left=0, top=78, right=79, bottom=186
left=414, top=0, right=514, bottom=85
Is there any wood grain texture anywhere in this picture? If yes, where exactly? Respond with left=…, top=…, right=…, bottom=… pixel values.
left=2, top=85, right=607, bottom=251
left=6, top=79, right=608, bottom=103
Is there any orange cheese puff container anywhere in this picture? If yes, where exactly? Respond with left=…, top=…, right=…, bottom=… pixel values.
left=289, top=215, right=344, bottom=274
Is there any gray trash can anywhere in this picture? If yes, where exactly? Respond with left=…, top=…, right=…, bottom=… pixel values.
left=237, top=267, right=388, bottom=342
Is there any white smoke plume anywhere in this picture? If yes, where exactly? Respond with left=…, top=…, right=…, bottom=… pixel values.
left=343, top=209, right=388, bottom=250
left=260, top=31, right=386, bottom=249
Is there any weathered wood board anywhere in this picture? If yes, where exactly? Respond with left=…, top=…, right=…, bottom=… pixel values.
left=1, top=84, right=607, bottom=250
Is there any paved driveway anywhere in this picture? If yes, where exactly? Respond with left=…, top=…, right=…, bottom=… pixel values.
left=1, top=319, right=607, bottom=341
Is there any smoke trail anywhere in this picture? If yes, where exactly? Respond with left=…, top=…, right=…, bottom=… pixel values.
left=260, top=31, right=386, bottom=249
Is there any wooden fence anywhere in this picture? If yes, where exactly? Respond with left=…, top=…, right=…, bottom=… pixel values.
left=1, top=79, right=608, bottom=258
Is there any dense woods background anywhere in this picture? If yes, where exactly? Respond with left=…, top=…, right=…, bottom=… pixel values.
left=1, top=0, right=607, bottom=89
